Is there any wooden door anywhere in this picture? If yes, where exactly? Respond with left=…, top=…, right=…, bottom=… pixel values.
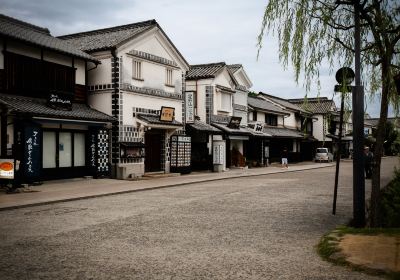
left=145, top=131, right=162, bottom=172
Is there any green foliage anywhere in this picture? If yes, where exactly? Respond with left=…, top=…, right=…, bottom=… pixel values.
left=257, top=0, right=400, bottom=112
left=379, top=167, right=400, bottom=227
left=372, top=121, right=400, bottom=155
left=248, top=91, right=258, bottom=97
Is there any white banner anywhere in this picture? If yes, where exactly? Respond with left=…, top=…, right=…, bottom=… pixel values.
left=185, top=91, right=194, bottom=124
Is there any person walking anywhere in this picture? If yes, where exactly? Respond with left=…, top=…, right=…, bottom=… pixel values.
left=364, top=146, right=373, bottom=179
left=281, top=147, right=289, bottom=169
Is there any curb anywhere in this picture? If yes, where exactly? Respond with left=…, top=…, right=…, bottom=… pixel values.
left=0, top=164, right=334, bottom=211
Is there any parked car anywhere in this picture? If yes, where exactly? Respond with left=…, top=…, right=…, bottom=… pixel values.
left=315, top=148, right=334, bottom=162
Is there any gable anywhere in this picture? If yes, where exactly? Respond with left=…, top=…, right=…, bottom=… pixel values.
left=234, top=68, right=253, bottom=89
left=213, top=67, right=237, bottom=89
left=117, top=27, right=189, bottom=71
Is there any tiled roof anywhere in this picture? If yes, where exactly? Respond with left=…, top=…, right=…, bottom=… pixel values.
left=289, top=97, right=337, bottom=114
left=0, top=94, right=115, bottom=122
left=186, top=119, right=222, bottom=134
left=366, top=117, right=400, bottom=128
left=248, top=96, right=288, bottom=115
left=245, top=124, right=272, bottom=138
left=0, top=14, right=98, bottom=62
left=258, top=92, right=308, bottom=113
left=263, top=127, right=303, bottom=138
left=211, top=122, right=252, bottom=136
left=227, top=64, right=242, bottom=73
left=58, top=20, right=157, bottom=52
left=186, top=62, right=226, bottom=80
left=137, top=114, right=182, bottom=127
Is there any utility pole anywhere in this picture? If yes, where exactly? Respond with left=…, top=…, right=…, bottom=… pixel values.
left=352, top=1, right=365, bottom=227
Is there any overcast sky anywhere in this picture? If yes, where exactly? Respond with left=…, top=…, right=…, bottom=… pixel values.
left=1, top=0, right=392, bottom=117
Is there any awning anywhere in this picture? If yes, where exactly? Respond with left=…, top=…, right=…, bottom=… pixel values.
left=136, top=114, right=183, bottom=129
left=263, top=127, right=303, bottom=138
left=0, top=93, right=115, bottom=123
left=119, top=142, right=145, bottom=147
left=245, top=124, right=272, bottom=138
left=211, top=122, right=252, bottom=139
left=186, top=119, right=222, bottom=134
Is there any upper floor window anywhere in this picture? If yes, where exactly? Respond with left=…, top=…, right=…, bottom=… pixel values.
left=220, top=92, right=232, bottom=112
left=265, top=114, right=277, bottom=126
left=3, top=51, right=75, bottom=98
left=252, top=111, right=257, bottom=121
left=132, top=60, right=142, bottom=80
left=165, top=68, right=173, bottom=86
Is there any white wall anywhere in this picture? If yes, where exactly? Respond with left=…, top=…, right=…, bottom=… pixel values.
left=284, top=112, right=297, bottom=128
left=75, top=59, right=86, bottom=85
left=234, top=90, right=247, bottom=106
left=313, top=114, right=327, bottom=141
left=124, top=55, right=183, bottom=94
left=278, top=115, right=284, bottom=127
left=88, top=92, right=112, bottom=116
left=122, top=91, right=183, bottom=126
left=88, top=57, right=112, bottom=85
left=185, top=79, right=213, bottom=122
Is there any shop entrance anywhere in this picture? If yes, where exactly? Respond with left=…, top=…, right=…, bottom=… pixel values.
left=145, top=130, right=163, bottom=172
left=42, top=130, right=87, bottom=180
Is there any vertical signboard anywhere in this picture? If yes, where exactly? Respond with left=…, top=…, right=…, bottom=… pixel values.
left=23, top=125, right=41, bottom=181
left=185, top=91, right=195, bottom=124
left=87, top=129, right=98, bottom=175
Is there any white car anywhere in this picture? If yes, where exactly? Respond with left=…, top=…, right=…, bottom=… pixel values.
left=315, top=148, right=334, bottom=162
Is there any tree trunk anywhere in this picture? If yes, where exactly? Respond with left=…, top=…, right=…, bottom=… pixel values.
left=369, top=60, right=390, bottom=227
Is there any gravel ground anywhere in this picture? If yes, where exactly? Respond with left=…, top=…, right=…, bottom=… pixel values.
left=0, top=157, right=398, bottom=280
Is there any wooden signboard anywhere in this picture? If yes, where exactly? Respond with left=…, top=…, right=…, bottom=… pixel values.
left=160, top=106, right=175, bottom=122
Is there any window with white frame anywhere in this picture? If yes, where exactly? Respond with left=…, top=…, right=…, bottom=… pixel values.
left=132, top=60, right=142, bottom=80
left=165, top=68, right=173, bottom=86
left=220, top=92, right=232, bottom=112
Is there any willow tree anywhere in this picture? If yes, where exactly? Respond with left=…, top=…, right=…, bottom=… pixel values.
left=257, top=0, right=400, bottom=226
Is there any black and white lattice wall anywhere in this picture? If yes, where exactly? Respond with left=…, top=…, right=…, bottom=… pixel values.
left=97, top=129, right=110, bottom=173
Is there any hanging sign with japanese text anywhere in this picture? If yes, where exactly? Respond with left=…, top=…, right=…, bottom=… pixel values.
left=160, top=106, right=175, bottom=122
left=185, top=91, right=195, bottom=124
left=23, top=126, right=41, bottom=179
left=47, top=91, right=73, bottom=111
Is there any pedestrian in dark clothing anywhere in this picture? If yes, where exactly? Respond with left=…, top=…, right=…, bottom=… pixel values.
left=364, top=146, right=373, bottom=179
left=281, top=147, right=288, bottom=168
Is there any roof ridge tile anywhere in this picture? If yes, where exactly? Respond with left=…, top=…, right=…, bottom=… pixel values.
left=58, top=19, right=157, bottom=39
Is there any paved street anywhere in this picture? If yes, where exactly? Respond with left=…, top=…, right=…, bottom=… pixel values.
left=0, top=157, right=398, bottom=280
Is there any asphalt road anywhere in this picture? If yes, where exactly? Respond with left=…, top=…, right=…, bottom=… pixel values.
left=0, top=158, right=398, bottom=280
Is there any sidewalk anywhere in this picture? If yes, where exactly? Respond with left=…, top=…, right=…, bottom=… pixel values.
left=0, top=161, right=334, bottom=211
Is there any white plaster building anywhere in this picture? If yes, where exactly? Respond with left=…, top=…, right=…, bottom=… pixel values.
left=288, top=97, right=339, bottom=154
left=185, top=62, right=253, bottom=170
left=60, top=20, right=190, bottom=178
